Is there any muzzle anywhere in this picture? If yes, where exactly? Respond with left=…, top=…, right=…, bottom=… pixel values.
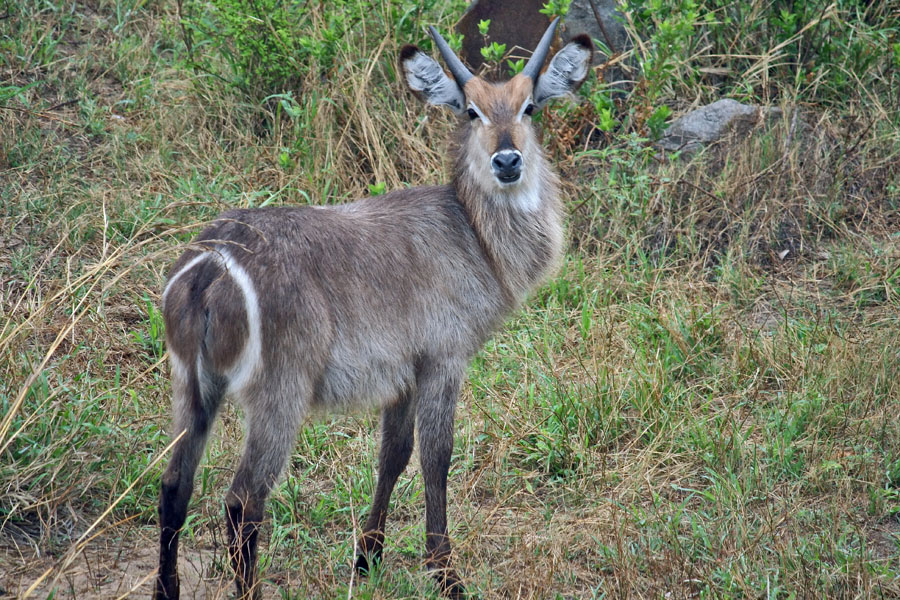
left=491, top=150, right=523, bottom=184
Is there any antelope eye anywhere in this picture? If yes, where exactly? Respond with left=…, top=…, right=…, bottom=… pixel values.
left=467, top=108, right=478, bottom=120
left=524, top=103, right=536, bottom=116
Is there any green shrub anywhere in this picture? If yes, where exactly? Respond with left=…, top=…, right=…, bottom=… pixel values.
left=208, top=0, right=304, bottom=93
left=178, top=0, right=468, bottom=98
left=626, top=0, right=899, bottom=106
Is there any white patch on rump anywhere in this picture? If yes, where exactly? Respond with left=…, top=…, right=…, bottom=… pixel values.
left=164, top=255, right=208, bottom=386
left=161, top=249, right=262, bottom=395
left=215, top=249, right=262, bottom=395
left=169, top=350, right=188, bottom=382
left=162, top=253, right=210, bottom=309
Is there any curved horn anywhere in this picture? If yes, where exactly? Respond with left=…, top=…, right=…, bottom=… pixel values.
left=428, top=26, right=473, bottom=88
left=521, top=17, right=560, bottom=81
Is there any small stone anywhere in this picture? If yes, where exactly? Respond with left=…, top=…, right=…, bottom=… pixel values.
left=657, top=99, right=783, bottom=154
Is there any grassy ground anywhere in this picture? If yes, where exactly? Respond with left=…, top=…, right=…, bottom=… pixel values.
left=2, top=0, right=899, bottom=598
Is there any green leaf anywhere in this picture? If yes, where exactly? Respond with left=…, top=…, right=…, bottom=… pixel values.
left=480, top=41, right=506, bottom=63
left=0, top=81, right=41, bottom=105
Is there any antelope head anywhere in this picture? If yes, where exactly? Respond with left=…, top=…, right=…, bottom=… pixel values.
left=400, top=18, right=593, bottom=208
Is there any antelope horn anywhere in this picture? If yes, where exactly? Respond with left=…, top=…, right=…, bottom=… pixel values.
left=521, top=17, right=560, bottom=81
left=428, top=26, right=474, bottom=88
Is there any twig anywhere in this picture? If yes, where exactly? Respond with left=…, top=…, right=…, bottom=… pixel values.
left=175, top=0, right=194, bottom=60
left=114, top=570, right=158, bottom=600
left=0, top=104, right=79, bottom=127
left=587, top=0, right=617, bottom=54
left=780, top=108, right=799, bottom=170
left=743, top=4, right=837, bottom=82
left=676, top=175, right=720, bottom=204
left=800, top=2, right=832, bottom=68
left=47, top=99, right=78, bottom=111
left=843, top=117, right=877, bottom=159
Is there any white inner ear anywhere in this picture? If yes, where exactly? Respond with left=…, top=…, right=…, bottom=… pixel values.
left=403, top=51, right=465, bottom=113
left=515, top=95, right=533, bottom=122
left=533, top=43, right=591, bottom=107
left=468, top=101, right=491, bottom=125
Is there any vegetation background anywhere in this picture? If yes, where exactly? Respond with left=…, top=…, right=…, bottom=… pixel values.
left=1, top=0, right=899, bottom=597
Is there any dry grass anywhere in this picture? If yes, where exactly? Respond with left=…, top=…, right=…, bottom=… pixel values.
left=2, top=0, right=900, bottom=598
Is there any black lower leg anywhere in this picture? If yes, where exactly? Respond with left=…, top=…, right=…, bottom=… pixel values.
left=224, top=401, right=301, bottom=600
left=226, top=496, right=263, bottom=600
left=155, top=367, right=223, bottom=600
left=426, top=534, right=465, bottom=599
left=355, top=396, right=415, bottom=575
left=155, top=423, right=214, bottom=600
left=417, top=365, right=465, bottom=598
left=354, top=530, right=385, bottom=574
left=156, top=477, right=188, bottom=600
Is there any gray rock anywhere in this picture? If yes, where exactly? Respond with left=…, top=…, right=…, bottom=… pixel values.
left=560, top=0, right=633, bottom=86
left=657, top=99, right=783, bottom=154
left=454, top=0, right=632, bottom=84
left=561, top=0, right=630, bottom=59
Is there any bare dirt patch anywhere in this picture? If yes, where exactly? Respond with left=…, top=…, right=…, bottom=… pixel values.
left=0, top=534, right=229, bottom=599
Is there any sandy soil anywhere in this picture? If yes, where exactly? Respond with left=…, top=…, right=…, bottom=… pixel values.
left=0, top=534, right=233, bottom=600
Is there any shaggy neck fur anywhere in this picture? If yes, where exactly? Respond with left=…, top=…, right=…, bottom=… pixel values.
left=451, top=125, right=564, bottom=307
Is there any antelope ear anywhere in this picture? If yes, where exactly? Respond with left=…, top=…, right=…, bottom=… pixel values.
left=400, top=45, right=466, bottom=114
left=533, top=35, right=593, bottom=108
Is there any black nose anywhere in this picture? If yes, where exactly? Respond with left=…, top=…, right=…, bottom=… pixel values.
left=492, top=151, right=522, bottom=182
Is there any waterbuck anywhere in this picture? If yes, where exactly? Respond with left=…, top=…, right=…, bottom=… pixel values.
left=155, top=18, right=592, bottom=600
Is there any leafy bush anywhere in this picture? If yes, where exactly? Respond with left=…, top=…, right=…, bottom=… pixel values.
left=624, top=0, right=899, bottom=106
left=179, top=0, right=330, bottom=95
left=178, top=0, right=466, bottom=98
left=207, top=0, right=305, bottom=93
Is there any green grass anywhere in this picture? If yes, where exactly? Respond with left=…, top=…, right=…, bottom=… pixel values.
left=1, top=0, right=899, bottom=597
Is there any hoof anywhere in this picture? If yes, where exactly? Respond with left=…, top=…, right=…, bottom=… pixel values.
left=154, top=572, right=179, bottom=600
left=354, top=551, right=376, bottom=575
left=354, top=533, right=384, bottom=576
left=434, top=569, right=467, bottom=599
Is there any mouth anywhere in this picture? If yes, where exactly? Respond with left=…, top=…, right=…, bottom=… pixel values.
left=495, top=172, right=521, bottom=185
